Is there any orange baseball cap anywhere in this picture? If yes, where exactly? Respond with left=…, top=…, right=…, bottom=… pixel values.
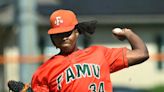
left=48, top=9, right=78, bottom=34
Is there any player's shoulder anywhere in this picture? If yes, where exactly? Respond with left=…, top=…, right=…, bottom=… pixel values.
left=36, top=55, right=63, bottom=69
left=90, top=45, right=126, bottom=51
left=85, top=45, right=112, bottom=53
left=44, top=55, right=64, bottom=64
left=88, top=45, right=111, bottom=50
left=88, top=45, right=126, bottom=54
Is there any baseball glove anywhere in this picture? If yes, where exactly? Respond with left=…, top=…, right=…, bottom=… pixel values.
left=8, top=80, right=33, bottom=92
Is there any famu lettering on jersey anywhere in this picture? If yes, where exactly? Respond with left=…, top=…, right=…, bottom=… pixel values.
left=56, top=63, right=100, bottom=90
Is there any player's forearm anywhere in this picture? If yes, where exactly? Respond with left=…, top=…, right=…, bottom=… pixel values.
left=125, top=29, right=146, bottom=50
left=124, top=29, right=149, bottom=66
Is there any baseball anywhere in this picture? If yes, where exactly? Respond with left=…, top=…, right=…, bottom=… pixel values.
left=112, top=28, right=122, bottom=33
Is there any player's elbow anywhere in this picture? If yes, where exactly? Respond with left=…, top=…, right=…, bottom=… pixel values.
left=141, top=52, right=149, bottom=62
left=128, top=50, right=149, bottom=66
left=137, top=51, right=149, bottom=64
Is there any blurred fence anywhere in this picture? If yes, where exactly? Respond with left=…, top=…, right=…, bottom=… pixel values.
left=0, top=53, right=164, bottom=64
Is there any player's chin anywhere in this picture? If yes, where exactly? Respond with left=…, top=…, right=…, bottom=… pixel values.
left=61, top=43, right=72, bottom=48
left=61, top=45, right=73, bottom=51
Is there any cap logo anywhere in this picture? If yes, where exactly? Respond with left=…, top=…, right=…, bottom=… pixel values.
left=54, top=16, right=63, bottom=26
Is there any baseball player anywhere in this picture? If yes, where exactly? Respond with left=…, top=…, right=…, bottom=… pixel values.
left=8, top=9, right=149, bottom=92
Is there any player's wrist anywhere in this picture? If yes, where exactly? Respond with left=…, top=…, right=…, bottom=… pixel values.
left=123, top=28, right=133, bottom=39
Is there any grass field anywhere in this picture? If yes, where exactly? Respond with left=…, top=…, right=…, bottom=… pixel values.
left=149, top=85, right=164, bottom=92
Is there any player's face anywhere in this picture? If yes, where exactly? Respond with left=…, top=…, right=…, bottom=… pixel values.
left=50, top=29, right=79, bottom=54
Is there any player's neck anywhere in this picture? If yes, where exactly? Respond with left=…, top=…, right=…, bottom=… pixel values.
left=59, top=46, right=79, bottom=56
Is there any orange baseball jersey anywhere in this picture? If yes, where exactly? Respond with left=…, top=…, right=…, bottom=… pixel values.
left=31, top=46, right=128, bottom=92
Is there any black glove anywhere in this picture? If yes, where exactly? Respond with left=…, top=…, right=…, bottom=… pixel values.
left=8, top=80, right=33, bottom=92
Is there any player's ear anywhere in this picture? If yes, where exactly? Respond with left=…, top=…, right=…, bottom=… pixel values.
left=50, top=35, right=57, bottom=46
left=74, top=29, right=79, bottom=37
